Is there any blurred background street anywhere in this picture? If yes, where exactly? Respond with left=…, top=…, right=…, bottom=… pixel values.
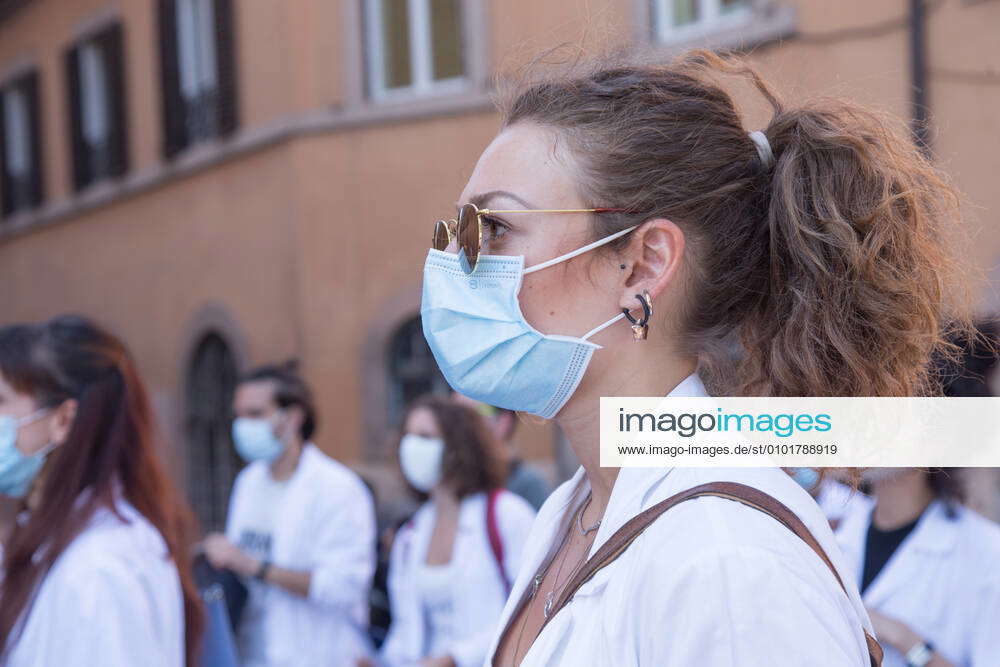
left=1, top=0, right=998, bottom=531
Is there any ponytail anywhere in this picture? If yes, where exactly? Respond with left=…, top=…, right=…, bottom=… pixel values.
left=740, top=95, right=966, bottom=396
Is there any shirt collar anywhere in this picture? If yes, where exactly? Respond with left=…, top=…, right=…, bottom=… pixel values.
left=584, top=371, right=708, bottom=555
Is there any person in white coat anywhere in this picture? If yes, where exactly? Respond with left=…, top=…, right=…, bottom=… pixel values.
left=835, top=468, right=1000, bottom=666
left=788, top=468, right=873, bottom=531
left=204, top=362, right=376, bottom=666
left=418, top=50, right=967, bottom=665
left=0, top=315, right=202, bottom=665
left=378, top=396, right=536, bottom=667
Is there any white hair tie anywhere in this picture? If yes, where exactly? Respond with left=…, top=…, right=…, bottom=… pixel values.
left=748, top=130, right=774, bottom=169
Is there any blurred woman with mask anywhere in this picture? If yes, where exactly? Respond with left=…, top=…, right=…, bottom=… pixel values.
left=0, top=315, right=203, bottom=665
left=419, top=49, right=971, bottom=666
left=379, top=395, right=535, bottom=667
left=835, top=468, right=1000, bottom=667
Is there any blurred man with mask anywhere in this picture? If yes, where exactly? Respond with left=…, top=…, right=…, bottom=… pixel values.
left=204, top=362, right=376, bottom=667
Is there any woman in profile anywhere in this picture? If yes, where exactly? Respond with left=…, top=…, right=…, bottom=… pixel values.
left=418, top=49, right=969, bottom=665
left=0, top=315, right=203, bottom=665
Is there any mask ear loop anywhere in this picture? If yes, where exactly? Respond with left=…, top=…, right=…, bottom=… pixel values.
left=580, top=291, right=651, bottom=342
left=523, top=225, right=637, bottom=275
left=581, top=312, right=627, bottom=341
left=525, top=224, right=641, bottom=341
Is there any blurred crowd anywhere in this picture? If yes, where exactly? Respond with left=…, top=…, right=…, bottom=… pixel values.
left=0, top=314, right=997, bottom=665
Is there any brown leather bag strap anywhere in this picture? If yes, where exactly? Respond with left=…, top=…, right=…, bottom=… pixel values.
left=544, top=481, right=883, bottom=667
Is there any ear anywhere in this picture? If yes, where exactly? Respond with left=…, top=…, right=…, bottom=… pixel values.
left=48, top=399, right=78, bottom=447
left=617, top=218, right=685, bottom=311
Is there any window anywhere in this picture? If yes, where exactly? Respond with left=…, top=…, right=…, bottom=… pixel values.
left=65, top=23, right=128, bottom=191
left=185, top=333, right=242, bottom=533
left=158, top=0, right=238, bottom=158
left=365, top=0, right=466, bottom=99
left=387, top=315, right=449, bottom=424
left=0, top=70, right=43, bottom=217
left=652, top=0, right=751, bottom=42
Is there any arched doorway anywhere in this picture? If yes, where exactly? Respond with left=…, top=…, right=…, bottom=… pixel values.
left=184, top=332, right=242, bottom=533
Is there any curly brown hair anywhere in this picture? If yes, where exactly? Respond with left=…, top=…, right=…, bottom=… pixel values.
left=497, top=49, right=972, bottom=397
left=399, top=395, right=505, bottom=499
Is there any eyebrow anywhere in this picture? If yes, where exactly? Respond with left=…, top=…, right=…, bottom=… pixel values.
left=459, top=190, right=538, bottom=211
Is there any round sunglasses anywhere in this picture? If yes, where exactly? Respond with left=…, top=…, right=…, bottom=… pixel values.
left=433, top=203, right=628, bottom=274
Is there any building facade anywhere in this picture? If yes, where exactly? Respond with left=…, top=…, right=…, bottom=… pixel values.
left=1, top=0, right=998, bottom=529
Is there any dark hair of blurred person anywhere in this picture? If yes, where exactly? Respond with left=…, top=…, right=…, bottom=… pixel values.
left=0, top=315, right=203, bottom=664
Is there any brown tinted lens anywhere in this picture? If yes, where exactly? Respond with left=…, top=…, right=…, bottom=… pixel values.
left=458, top=204, right=481, bottom=273
left=433, top=220, right=451, bottom=250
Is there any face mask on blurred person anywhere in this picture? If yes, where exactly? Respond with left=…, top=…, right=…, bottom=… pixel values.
left=399, top=433, right=444, bottom=493
left=861, top=467, right=909, bottom=485
left=0, top=409, right=56, bottom=498
left=790, top=467, right=820, bottom=491
left=232, top=414, right=286, bottom=463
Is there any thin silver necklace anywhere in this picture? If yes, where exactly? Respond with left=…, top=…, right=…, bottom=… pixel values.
left=576, top=492, right=601, bottom=536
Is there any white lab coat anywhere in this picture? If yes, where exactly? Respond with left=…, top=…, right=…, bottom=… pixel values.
left=835, top=496, right=1000, bottom=666
left=484, top=373, right=877, bottom=666
left=381, top=490, right=535, bottom=667
left=225, top=443, right=376, bottom=667
left=816, top=478, right=872, bottom=529
left=4, top=497, right=184, bottom=666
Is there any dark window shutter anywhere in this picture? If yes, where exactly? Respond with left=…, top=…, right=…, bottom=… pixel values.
left=100, top=23, right=129, bottom=178
left=0, top=87, right=9, bottom=218
left=64, top=46, right=89, bottom=192
left=158, top=0, right=187, bottom=158
left=23, top=70, right=44, bottom=208
left=213, top=0, right=238, bottom=136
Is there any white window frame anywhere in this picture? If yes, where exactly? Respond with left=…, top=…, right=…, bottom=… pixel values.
left=78, top=40, right=111, bottom=149
left=176, top=0, right=218, bottom=102
left=364, top=0, right=469, bottom=101
left=2, top=86, right=31, bottom=179
left=653, top=0, right=753, bottom=44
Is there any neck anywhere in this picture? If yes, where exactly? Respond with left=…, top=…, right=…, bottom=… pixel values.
left=871, top=470, right=934, bottom=530
left=429, top=483, right=460, bottom=510
left=270, top=437, right=305, bottom=481
left=555, top=348, right=697, bottom=518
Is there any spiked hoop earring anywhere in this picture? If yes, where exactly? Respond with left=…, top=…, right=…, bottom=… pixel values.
left=622, top=291, right=653, bottom=341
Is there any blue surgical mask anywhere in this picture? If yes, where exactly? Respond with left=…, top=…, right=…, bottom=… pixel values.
left=232, top=415, right=286, bottom=463
left=421, top=225, right=636, bottom=418
left=0, top=409, right=57, bottom=498
left=790, top=467, right=820, bottom=491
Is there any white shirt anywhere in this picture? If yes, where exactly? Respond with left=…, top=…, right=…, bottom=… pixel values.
left=817, top=478, right=872, bottom=529
left=381, top=491, right=536, bottom=667
left=484, top=373, right=877, bottom=666
left=225, top=443, right=376, bottom=667
left=229, top=469, right=290, bottom=662
left=415, top=561, right=456, bottom=657
left=5, top=498, right=184, bottom=666
left=836, top=496, right=1000, bottom=666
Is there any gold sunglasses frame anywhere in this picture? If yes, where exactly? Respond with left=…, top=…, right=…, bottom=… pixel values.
left=433, top=203, right=628, bottom=274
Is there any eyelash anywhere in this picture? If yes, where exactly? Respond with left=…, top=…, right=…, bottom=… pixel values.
left=481, top=216, right=509, bottom=244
